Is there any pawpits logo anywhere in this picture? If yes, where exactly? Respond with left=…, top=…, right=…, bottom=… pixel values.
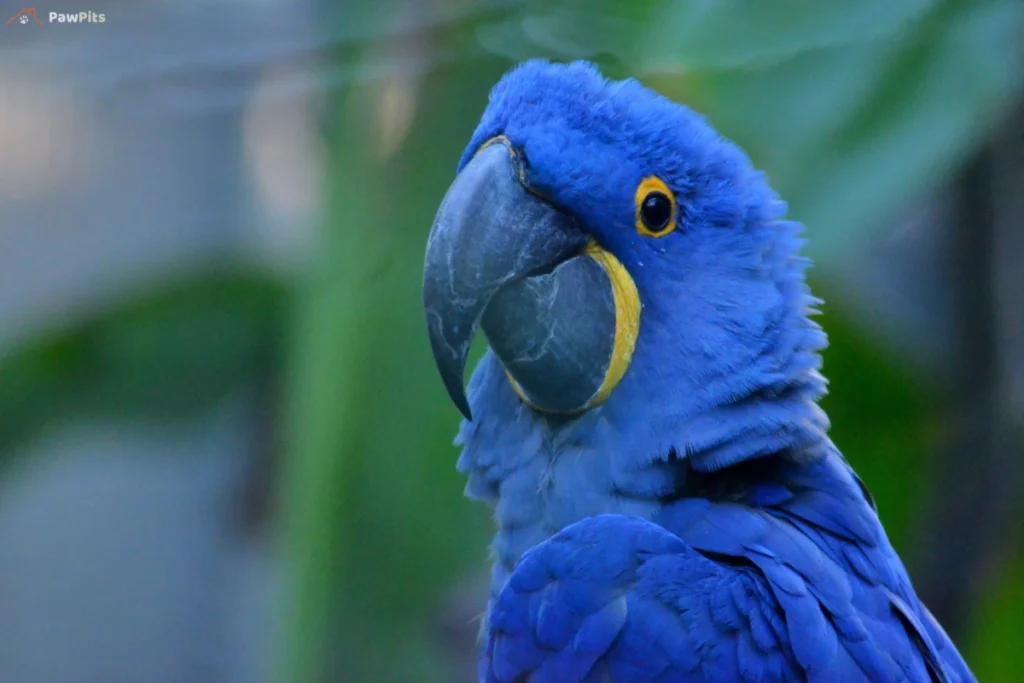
left=6, top=7, right=41, bottom=24
left=7, top=6, right=106, bottom=25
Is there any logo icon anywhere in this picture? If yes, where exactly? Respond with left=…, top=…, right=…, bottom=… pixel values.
left=7, top=7, right=43, bottom=25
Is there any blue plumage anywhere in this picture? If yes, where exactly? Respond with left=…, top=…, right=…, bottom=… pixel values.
left=439, top=60, right=974, bottom=682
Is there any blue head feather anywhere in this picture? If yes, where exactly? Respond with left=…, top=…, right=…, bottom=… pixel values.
left=453, top=60, right=831, bottom=574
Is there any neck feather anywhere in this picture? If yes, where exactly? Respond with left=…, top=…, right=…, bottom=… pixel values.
left=455, top=219, right=830, bottom=571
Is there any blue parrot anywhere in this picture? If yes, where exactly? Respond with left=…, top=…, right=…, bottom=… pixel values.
left=422, top=60, right=975, bottom=683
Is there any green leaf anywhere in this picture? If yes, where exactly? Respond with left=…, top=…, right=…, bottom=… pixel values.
left=0, top=272, right=286, bottom=461
left=475, top=0, right=935, bottom=69
left=675, top=0, right=1024, bottom=267
left=966, top=554, right=1024, bottom=682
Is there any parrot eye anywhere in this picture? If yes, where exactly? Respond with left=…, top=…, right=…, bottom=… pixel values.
left=634, top=176, right=678, bottom=238
left=641, top=193, right=672, bottom=230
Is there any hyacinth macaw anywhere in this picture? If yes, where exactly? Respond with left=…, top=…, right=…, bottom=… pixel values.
left=422, top=60, right=975, bottom=683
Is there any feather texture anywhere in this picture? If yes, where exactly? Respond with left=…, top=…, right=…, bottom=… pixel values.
left=483, top=454, right=973, bottom=682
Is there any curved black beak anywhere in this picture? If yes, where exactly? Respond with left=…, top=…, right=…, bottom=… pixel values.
left=423, top=141, right=635, bottom=420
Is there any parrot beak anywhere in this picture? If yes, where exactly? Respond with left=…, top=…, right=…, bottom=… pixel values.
left=423, top=139, right=640, bottom=420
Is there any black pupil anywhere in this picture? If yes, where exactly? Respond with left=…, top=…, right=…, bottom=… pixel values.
left=641, top=192, right=672, bottom=231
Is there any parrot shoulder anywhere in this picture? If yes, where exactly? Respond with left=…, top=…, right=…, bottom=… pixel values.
left=483, top=452, right=975, bottom=683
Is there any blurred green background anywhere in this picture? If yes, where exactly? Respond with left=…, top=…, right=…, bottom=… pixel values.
left=2, top=0, right=1023, bottom=681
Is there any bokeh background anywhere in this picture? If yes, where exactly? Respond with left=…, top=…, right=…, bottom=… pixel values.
left=2, top=0, right=1023, bottom=681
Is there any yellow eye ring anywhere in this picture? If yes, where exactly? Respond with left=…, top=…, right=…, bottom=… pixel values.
left=634, top=176, right=677, bottom=238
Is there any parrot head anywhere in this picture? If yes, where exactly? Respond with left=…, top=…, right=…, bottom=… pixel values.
left=424, top=59, right=830, bottom=480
